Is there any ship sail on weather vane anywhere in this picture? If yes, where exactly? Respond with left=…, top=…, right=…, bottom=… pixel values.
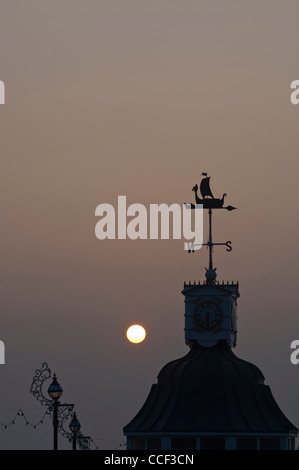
left=191, top=172, right=236, bottom=210
left=200, top=173, right=214, bottom=199
left=184, top=173, right=236, bottom=284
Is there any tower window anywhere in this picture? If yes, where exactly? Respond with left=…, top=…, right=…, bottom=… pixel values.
left=288, top=438, right=294, bottom=450
left=260, top=438, right=280, bottom=450
left=172, top=437, right=196, bottom=450
left=200, top=438, right=225, bottom=450
left=147, top=438, right=161, bottom=450
left=131, top=438, right=145, bottom=450
left=237, top=438, right=257, bottom=450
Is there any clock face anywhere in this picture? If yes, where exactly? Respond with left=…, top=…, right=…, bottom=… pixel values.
left=193, top=301, right=223, bottom=331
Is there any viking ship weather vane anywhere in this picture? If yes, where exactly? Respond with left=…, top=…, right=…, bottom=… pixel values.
left=185, top=173, right=236, bottom=284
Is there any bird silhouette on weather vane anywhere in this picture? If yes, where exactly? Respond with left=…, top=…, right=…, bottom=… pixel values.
left=184, top=173, right=236, bottom=283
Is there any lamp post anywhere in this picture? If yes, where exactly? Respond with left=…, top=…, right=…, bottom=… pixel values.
left=30, top=364, right=76, bottom=450
left=69, top=412, right=81, bottom=450
left=47, top=373, right=63, bottom=451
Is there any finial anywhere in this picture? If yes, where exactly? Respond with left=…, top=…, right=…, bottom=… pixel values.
left=205, top=268, right=217, bottom=285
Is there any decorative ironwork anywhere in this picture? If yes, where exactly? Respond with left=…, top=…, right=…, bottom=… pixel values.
left=61, top=421, right=93, bottom=450
left=57, top=403, right=75, bottom=440
left=30, top=363, right=98, bottom=450
left=29, top=362, right=52, bottom=407
left=30, top=363, right=74, bottom=446
left=76, top=433, right=91, bottom=450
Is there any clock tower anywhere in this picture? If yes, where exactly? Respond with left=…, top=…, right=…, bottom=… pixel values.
left=183, top=276, right=239, bottom=348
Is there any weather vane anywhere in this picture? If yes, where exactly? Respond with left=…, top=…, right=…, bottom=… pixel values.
left=185, top=173, right=236, bottom=284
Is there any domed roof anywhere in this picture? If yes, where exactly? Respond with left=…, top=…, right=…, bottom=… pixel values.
left=124, top=341, right=297, bottom=435
left=158, top=341, right=265, bottom=384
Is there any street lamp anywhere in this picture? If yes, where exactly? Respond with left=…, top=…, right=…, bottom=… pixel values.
left=30, top=364, right=75, bottom=450
left=48, top=373, right=63, bottom=450
left=69, top=412, right=81, bottom=450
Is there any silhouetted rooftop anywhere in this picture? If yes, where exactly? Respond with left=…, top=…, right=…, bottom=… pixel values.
left=124, top=341, right=297, bottom=435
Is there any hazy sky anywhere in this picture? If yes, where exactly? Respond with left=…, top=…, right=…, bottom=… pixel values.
left=0, top=0, right=299, bottom=449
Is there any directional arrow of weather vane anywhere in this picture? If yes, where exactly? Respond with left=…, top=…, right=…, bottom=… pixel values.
left=185, top=203, right=236, bottom=211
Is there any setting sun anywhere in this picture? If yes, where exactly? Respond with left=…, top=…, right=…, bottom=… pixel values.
left=126, top=325, right=146, bottom=344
